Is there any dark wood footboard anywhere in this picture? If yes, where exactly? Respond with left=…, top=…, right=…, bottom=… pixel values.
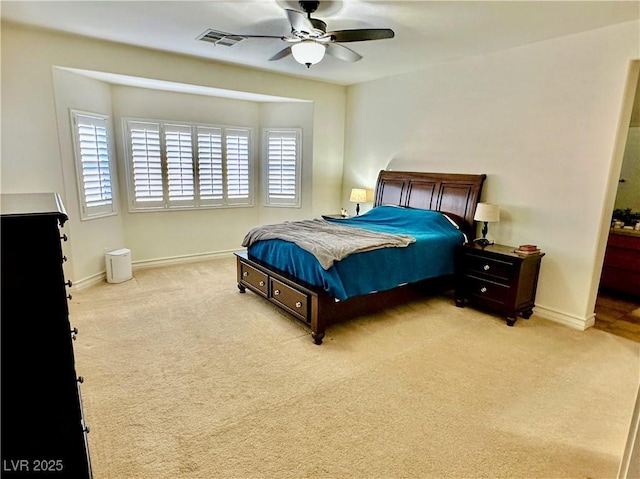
left=236, top=251, right=330, bottom=344
left=236, top=251, right=454, bottom=344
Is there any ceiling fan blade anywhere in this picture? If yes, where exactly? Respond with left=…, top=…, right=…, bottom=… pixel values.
left=325, top=28, right=395, bottom=43
left=325, top=43, right=362, bottom=63
left=238, top=34, right=287, bottom=39
left=269, top=46, right=292, bottom=61
left=286, top=9, right=315, bottom=34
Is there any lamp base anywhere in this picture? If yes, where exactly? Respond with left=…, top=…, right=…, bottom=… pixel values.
left=474, top=238, right=494, bottom=247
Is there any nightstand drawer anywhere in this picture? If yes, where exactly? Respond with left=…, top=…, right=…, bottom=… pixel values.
left=464, top=254, right=513, bottom=283
left=240, top=263, right=268, bottom=297
left=465, top=275, right=510, bottom=304
left=270, top=278, right=309, bottom=322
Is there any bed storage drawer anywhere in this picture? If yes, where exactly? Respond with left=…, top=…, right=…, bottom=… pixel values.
left=270, top=278, right=309, bottom=322
left=239, top=262, right=268, bottom=297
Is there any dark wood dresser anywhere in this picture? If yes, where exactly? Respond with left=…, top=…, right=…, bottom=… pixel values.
left=600, top=229, right=640, bottom=297
left=455, top=243, right=544, bottom=326
left=1, top=193, right=92, bottom=478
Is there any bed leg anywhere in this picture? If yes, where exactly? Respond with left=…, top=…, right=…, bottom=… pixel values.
left=311, top=331, right=325, bottom=345
left=238, top=283, right=246, bottom=293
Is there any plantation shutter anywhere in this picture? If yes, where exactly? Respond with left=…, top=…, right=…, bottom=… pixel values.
left=128, top=121, right=164, bottom=207
left=264, top=129, right=300, bottom=206
left=124, top=119, right=253, bottom=210
left=71, top=112, right=116, bottom=219
left=196, top=126, right=224, bottom=204
left=226, top=129, right=251, bottom=203
left=165, top=124, right=195, bottom=205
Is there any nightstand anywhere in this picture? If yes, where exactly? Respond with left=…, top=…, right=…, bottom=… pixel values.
left=454, top=243, right=544, bottom=326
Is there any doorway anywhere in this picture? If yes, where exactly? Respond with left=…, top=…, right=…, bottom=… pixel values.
left=594, top=63, right=640, bottom=342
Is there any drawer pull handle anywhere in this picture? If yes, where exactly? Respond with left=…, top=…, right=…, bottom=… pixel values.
left=62, top=255, right=68, bottom=263
left=243, top=271, right=249, bottom=277
left=259, top=281, right=265, bottom=287
left=295, top=301, right=302, bottom=308
left=65, top=280, right=73, bottom=288
left=480, top=286, right=488, bottom=294
left=71, top=327, right=78, bottom=335
left=274, top=289, right=281, bottom=296
left=67, top=294, right=73, bottom=300
left=483, top=264, right=490, bottom=271
left=84, top=426, right=90, bottom=434
left=77, top=376, right=84, bottom=384
left=60, top=234, right=68, bottom=242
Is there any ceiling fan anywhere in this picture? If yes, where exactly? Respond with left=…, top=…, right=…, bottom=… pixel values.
left=200, top=1, right=395, bottom=68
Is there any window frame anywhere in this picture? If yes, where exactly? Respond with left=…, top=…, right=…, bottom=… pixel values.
left=70, top=110, right=117, bottom=220
left=262, top=128, right=302, bottom=208
left=123, top=117, right=254, bottom=212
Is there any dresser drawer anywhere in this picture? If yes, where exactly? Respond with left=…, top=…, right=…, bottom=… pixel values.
left=239, top=263, right=268, bottom=297
left=270, top=278, right=309, bottom=322
left=464, top=253, right=513, bottom=283
left=465, top=275, right=510, bottom=305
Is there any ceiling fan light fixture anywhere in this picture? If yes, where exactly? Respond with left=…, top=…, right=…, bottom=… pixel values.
left=291, top=41, right=326, bottom=68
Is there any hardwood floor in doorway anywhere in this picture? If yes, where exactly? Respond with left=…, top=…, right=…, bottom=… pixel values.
left=594, top=291, right=640, bottom=342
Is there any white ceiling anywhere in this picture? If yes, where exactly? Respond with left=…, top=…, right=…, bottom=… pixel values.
left=2, top=1, right=639, bottom=86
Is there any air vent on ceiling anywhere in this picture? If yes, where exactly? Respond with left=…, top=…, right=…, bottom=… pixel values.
left=198, top=29, right=245, bottom=47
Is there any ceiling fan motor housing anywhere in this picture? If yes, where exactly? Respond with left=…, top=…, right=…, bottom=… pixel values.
left=299, top=1, right=320, bottom=14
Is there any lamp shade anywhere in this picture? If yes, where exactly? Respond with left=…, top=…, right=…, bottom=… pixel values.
left=474, top=203, right=500, bottom=222
left=349, top=188, right=367, bottom=203
left=291, top=41, right=326, bottom=67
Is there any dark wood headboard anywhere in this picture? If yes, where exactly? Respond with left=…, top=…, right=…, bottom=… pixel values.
left=374, top=170, right=487, bottom=236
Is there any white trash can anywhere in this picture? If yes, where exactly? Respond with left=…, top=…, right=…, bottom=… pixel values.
left=105, top=248, right=132, bottom=284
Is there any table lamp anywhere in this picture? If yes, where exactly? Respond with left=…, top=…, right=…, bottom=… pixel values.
left=473, top=203, right=500, bottom=246
left=349, top=188, right=367, bottom=215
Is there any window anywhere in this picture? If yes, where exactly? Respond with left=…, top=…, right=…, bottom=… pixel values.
left=263, top=129, right=301, bottom=207
left=124, top=119, right=253, bottom=211
left=70, top=111, right=116, bottom=220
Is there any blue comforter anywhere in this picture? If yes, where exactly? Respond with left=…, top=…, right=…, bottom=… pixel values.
left=247, top=206, right=465, bottom=300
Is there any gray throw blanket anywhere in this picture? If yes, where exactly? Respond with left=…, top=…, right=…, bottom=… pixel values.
left=242, top=219, right=415, bottom=270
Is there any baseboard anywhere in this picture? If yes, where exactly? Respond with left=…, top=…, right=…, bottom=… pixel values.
left=533, top=304, right=595, bottom=331
left=72, top=249, right=242, bottom=291
left=132, top=249, right=240, bottom=270
left=73, top=254, right=595, bottom=333
left=72, top=271, right=106, bottom=291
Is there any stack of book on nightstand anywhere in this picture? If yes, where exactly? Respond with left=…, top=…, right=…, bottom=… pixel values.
left=515, top=244, right=540, bottom=255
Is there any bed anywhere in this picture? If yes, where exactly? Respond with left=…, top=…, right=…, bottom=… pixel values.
left=235, top=170, right=486, bottom=344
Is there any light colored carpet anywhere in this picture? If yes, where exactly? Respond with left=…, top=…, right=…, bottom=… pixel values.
left=70, top=256, right=640, bottom=479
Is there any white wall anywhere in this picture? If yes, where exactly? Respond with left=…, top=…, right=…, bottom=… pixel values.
left=1, top=22, right=346, bottom=284
left=259, top=102, right=315, bottom=224
left=112, top=85, right=254, bottom=263
left=108, top=86, right=315, bottom=262
left=51, top=68, right=126, bottom=284
left=343, top=21, right=640, bottom=329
